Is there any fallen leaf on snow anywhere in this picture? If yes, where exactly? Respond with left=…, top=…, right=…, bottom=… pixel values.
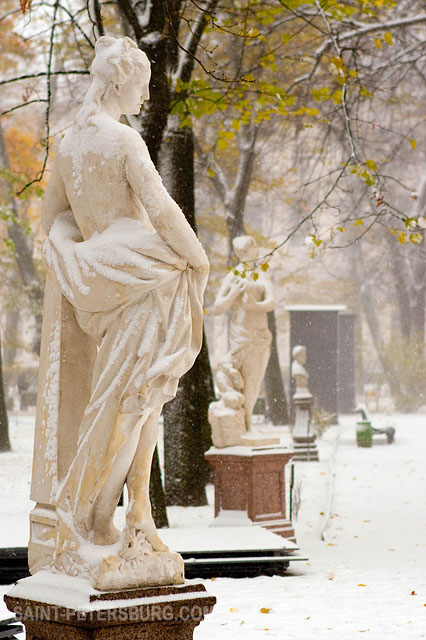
left=357, top=584, right=367, bottom=587
left=230, top=607, right=238, bottom=612
left=260, top=608, right=271, bottom=614
left=410, top=590, right=417, bottom=595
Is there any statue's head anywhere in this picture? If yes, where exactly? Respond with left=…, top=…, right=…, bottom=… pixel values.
left=232, top=235, right=258, bottom=263
left=77, top=36, right=151, bottom=125
left=292, top=344, right=306, bottom=364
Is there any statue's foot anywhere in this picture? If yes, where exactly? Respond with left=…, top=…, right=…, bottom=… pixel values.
left=121, top=518, right=169, bottom=556
left=145, top=529, right=169, bottom=553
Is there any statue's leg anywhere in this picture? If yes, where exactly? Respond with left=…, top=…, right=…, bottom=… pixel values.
left=240, top=345, right=270, bottom=428
left=125, top=406, right=168, bottom=552
left=90, top=413, right=146, bottom=545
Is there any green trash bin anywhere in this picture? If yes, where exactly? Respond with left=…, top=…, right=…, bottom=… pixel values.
left=356, top=421, right=373, bottom=448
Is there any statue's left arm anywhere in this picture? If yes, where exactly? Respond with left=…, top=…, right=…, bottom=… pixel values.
left=125, top=130, right=209, bottom=274
left=42, top=160, right=70, bottom=235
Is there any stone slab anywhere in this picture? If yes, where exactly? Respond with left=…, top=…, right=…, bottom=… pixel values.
left=4, top=579, right=215, bottom=640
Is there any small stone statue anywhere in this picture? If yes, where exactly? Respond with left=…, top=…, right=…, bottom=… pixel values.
left=208, top=236, right=278, bottom=447
left=29, top=36, right=209, bottom=590
left=291, top=345, right=311, bottom=397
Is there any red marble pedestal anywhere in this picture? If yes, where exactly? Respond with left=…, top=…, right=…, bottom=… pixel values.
left=4, top=583, right=216, bottom=640
left=205, top=446, right=296, bottom=542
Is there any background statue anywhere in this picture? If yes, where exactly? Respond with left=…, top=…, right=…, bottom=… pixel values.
left=29, top=36, right=209, bottom=590
left=291, top=345, right=310, bottom=397
left=208, top=236, right=276, bottom=447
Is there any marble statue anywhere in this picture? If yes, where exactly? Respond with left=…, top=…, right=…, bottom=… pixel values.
left=291, top=345, right=310, bottom=397
left=28, top=36, right=209, bottom=590
left=208, top=236, right=278, bottom=447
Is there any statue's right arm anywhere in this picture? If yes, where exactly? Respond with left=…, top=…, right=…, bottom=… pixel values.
left=42, top=161, right=70, bottom=235
left=125, top=131, right=208, bottom=273
left=211, top=274, right=243, bottom=315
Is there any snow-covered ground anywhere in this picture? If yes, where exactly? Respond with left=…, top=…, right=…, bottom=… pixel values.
left=1, top=411, right=425, bottom=638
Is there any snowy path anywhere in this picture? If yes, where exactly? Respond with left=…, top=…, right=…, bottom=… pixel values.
left=1, top=412, right=426, bottom=638
left=195, top=414, right=426, bottom=639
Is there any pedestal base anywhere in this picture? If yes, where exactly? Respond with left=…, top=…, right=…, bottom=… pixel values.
left=4, top=575, right=216, bottom=640
left=205, top=446, right=296, bottom=542
left=292, top=394, right=319, bottom=462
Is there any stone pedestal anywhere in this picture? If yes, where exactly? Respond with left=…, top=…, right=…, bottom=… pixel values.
left=292, top=393, right=319, bottom=461
left=205, top=446, right=295, bottom=541
left=4, top=579, right=215, bottom=640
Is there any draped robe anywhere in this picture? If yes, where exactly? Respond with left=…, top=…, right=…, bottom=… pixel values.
left=30, top=117, right=208, bottom=563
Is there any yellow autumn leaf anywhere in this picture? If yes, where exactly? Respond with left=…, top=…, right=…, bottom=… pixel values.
left=230, top=607, right=238, bottom=612
left=409, top=138, right=417, bottom=149
left=354, top=219, right=363, bottom=226
left=357, top=584, right=367, bottom=587
left=409, top=232, right=423, bottom=245
left=374, top=38, right=382, bottom=49
left=397, top=232, right=407, bottom=244
left=260, top=262, right=269, bottom=271
left=365, top=159, right=377, bottom=171
left=260, top=608, right=271, bottom=614
left=384, top=32, right=393, bottom=46
left=337, top=226, right=347, bottom=232
left=251, top=272, right=259, bottom=281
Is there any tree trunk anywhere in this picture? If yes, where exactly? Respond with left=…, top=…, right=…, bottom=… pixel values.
left=0, top=327, right=11, bottom=453
left=351, top=241, right=404, bottom=404
left=3, top=307, right=20, bottom=369
left=161, top=120, right=215, bottom=505
left=385, top=233, right=412, bottom=338
left=409, top=176, right=426, bottom=346
left=264, top=311, right=289, bottom=424
left=149, top=447, right=168, bottom=528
